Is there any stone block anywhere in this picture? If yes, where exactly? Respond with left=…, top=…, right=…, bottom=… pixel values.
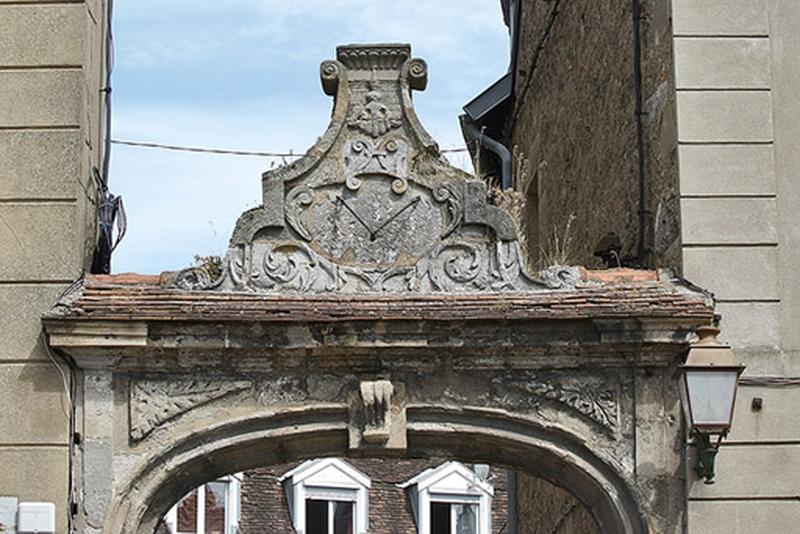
left=716, top=302, right=780, bottom=350
left=728, top=386, right=800, bottom=442
left=0, top=69, right=81, bottom=127
left=0, top=203, right=81, bottom=281
left=683, top=247, right=778, bottom=300
left=689, top=501, right=800, bottom=533
left=689, top=444, right=800, bottom=497
left=0, top=284, right=66, bottom=361
left=0, top=4, right=84, bottom=66
left=674, top=38, right=771, bottom=89
left=678, top=145, right=776, bottom=196
left=673, top=0, right=769, bottom=35
left=0, top=447, right=68, bottom=533
left=677, top=91, right=773, bottom=143
left=83, top=1, right=104, bottom=161
left=681, top=198, right=777, bottom=245
left=0, top=130, right=82, bottom=199
left=0, top=363, right=70, bottom=444
left=769, top=2, right=800, bottom=354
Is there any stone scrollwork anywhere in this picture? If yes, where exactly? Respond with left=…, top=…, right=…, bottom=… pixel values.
left=405, top=58, right=428, bottom=91
left=429, top=243, right=486, bottom=291
left=253, top=243, right=339, bottom=293
left=320, top=59, right=342, bottom=96
left=130, top=379, right=252, bottom=441
left=173, top=266, right=222, bottom=291
left=495, top=375, right=619, bottom=431
left=190, top=237, right=581, bottom=294
left=433, top=184, right=462, bottom=238
left=285, top=186, right=314, bottom=241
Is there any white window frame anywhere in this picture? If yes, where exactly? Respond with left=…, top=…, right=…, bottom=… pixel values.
left=163, top=474, right=241, bottom=534
left=304, top=488, right=358, bottom=534
left=279, top=458, right=371, bottom=534
left=399, top=462, right=493, bottom=534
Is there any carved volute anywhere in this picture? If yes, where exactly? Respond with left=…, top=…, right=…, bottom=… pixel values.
left=174, top=44, right=578, bottom=293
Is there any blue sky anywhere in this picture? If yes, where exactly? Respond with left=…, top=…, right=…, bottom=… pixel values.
left=109, top=0, right=510, bottom=274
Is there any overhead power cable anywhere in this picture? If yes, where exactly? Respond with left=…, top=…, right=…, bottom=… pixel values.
left=111, top=139, right=469, bottom=157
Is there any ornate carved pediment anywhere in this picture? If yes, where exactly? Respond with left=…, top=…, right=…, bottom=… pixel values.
left=173, top=44, right=578, bottom=294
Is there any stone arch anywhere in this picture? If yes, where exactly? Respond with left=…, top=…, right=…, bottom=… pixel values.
left=107, top=406, right=647, bottom=534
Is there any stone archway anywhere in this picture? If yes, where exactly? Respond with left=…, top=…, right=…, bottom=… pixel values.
left=44, top=43, right=713, bottom=534
left=106, top=407, right=644, bottom=534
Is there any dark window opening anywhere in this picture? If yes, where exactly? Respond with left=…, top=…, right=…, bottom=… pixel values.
left=306, top=499, right=354, bottom=534
left=307, top=499, right=328, bottom=534
left=431, top=502, right=451, bottom=534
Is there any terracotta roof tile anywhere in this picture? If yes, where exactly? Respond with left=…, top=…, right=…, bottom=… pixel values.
left=46, top=270, right=714, bottom=324
left=578, top=267, right=659, bottom=283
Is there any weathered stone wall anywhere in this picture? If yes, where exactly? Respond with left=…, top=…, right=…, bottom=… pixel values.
left=239, top=459, right=509, bottom=533
left=0, top=1, right=104, bottom=531
left=516, top=472, right=599, bottom=534
left=508, top=0, right=680, bottom=270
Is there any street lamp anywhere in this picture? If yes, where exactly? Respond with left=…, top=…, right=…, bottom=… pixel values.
left=678, top=325, right=745, bottom=484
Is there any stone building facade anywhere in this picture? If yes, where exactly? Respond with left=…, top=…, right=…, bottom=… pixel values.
left=0, top=1, right=106, bottom=532
left=472, top=0, right=800, bottom=532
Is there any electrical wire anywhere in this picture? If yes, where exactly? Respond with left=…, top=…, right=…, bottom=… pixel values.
left=43, top=332, right=73, bottom=419
left=111, top=138, right=469, bottom=157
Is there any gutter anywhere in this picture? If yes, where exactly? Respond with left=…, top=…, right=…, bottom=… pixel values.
left=461, top=114, right=513, bottom=190
left=632, top=0, right=648, bottom=264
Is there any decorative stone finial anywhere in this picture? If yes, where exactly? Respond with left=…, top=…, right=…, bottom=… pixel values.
left=173, top=43, right=579, bottom=294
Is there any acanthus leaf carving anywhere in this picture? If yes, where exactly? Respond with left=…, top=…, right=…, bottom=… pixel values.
left=285, top=186, right=314, bottom=241
left=253, top=242, right=339, bottom=292
left=433, top=183, right=463, bottom=238
left=494, top=375, right=619, bottom=431
left=130, top=379, right=251, bottom=441
left=185, top=234, right=583, bottom=294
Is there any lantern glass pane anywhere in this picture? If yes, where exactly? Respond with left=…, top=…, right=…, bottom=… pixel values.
left=685, top=370, right=739, bottom=427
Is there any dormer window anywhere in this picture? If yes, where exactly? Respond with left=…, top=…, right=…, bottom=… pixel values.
left=400, top=462, right=494, bottom=534
left=279, top=458, right=371, bottom=534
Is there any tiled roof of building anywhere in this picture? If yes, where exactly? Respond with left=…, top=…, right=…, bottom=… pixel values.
left=46, top=268, right=713, bottom=323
